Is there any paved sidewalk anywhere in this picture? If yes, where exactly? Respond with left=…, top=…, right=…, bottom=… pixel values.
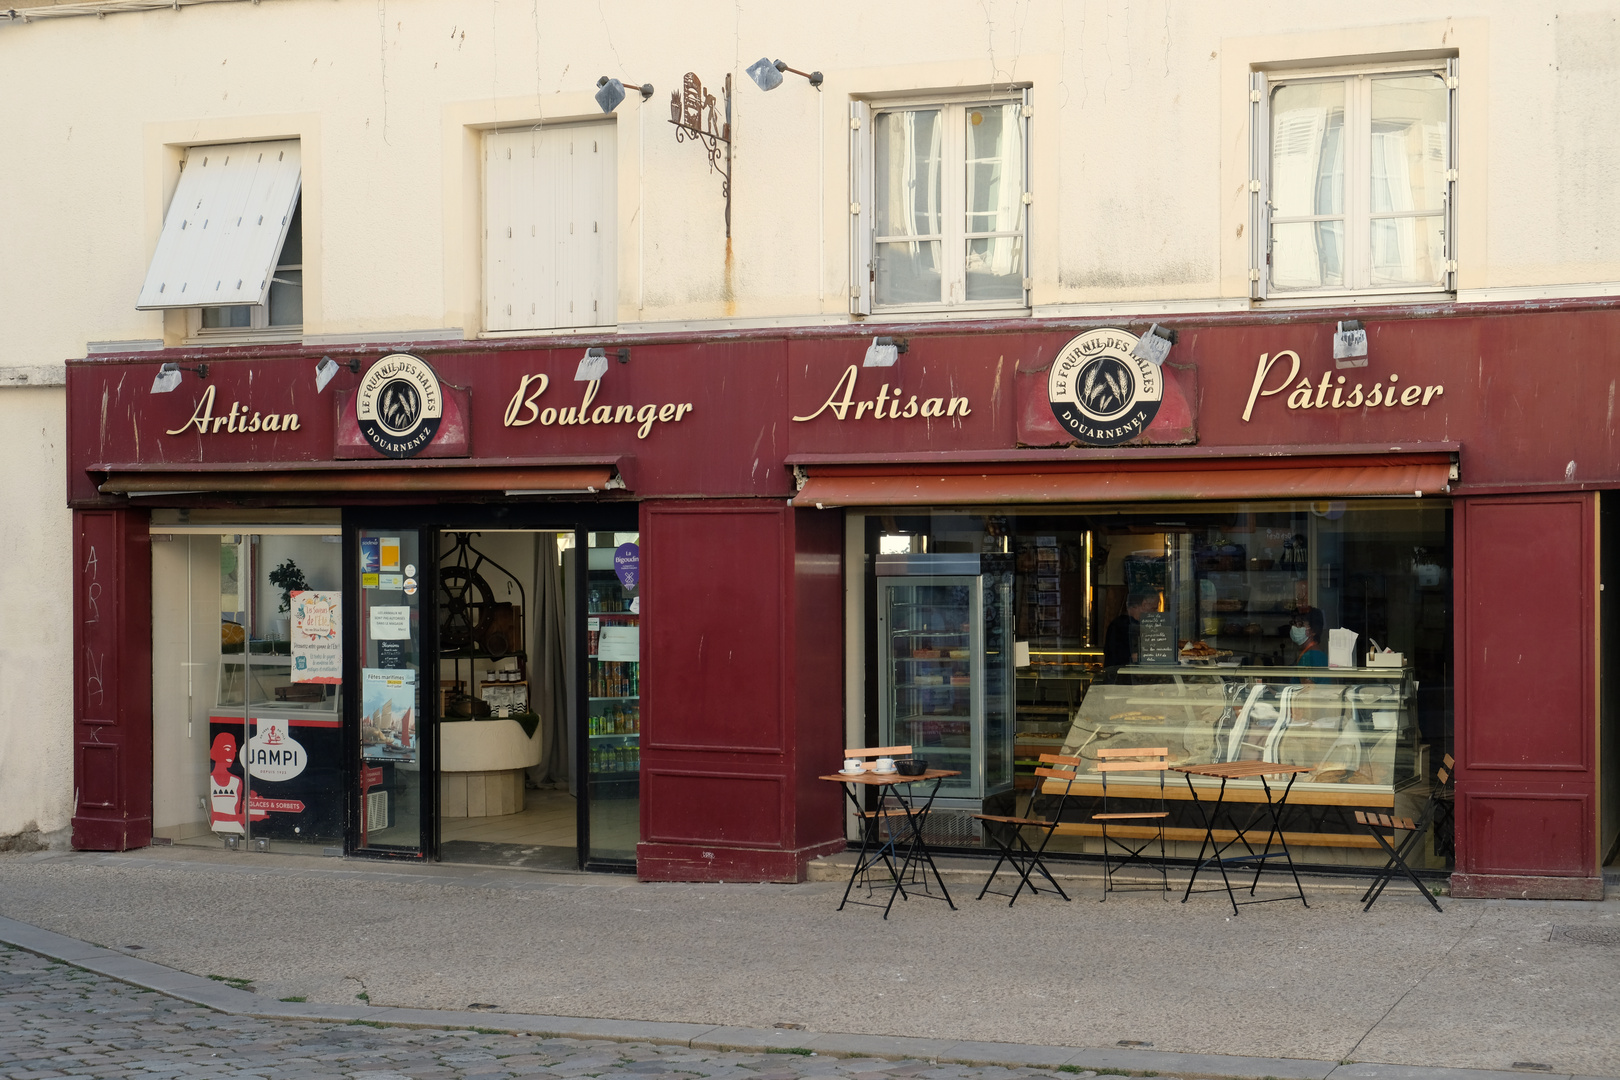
left=0, top=848, right=1615, bottom=1079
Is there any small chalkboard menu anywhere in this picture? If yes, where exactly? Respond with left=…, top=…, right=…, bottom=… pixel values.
left=1137, top=612, right=1176, bottom=665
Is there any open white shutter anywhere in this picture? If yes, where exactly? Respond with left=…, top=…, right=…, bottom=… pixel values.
left=1019, top=87, right=1032, bottom=304
left=1444, top=57, right=1459, bottom=291
left=1248, top=71, right=1269, bottom=300
left=136, top=140, right=301, bottom=310
left=849, top=100, right=872, bottom=315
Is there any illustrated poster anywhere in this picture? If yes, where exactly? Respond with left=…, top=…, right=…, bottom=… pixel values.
left=361, top=668, right=416, bottom=755
left=289, top=590, right=342, bottom=684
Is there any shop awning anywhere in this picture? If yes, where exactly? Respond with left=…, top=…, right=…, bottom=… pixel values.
left=789, top=451, right=1454, bottom=508
left=94, top=459, right=625, bottom=497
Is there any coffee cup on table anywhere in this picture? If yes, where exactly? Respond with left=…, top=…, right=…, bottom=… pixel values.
left=843, top=758, right=863, bottom=772
left=875, top=757, right=896, bottom=772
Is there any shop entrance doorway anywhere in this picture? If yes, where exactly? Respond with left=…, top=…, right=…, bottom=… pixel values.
left=427, top=528, right=642, bottom=871
left=433, top=529, right=579, bottom=870
left=349, top=521, right=642, bottom=871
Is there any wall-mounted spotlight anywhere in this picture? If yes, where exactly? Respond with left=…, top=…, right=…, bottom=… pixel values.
left=596, top=76, right=655, bottom=114
left=314, top=354, right=361, bottom=393
left=745, top=57, right=823, bottom=92
left=575, top=346, right=631, bottom=381
left=862, top=335, right=908, bottom=368
left=150, top=361, right=208, bottom=394
left=1334, top=319, right=1369, bottom=368
left=1130, top=323, right=1178, bottom=367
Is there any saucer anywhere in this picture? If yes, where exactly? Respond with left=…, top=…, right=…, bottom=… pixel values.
left=839, top=768, right=864, bottom=775
left=873, top=767, right=898, bottom=775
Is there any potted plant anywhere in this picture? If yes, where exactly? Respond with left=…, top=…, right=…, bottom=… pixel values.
left=267, top=559, right=308, bottom=641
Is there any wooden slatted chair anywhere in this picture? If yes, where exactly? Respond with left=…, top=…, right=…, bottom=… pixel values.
left=1093, top=747, right=1171, bottom=900
left=972, top=753, right=1082, bottom=906
left=1355, top=753, right=1450, bottom=913
left=1354, top=810, right=1443, bottom=912
left=1432, top=753, right=1456, bottom=861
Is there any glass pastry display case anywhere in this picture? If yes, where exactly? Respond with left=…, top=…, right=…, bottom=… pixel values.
left=1038, top=663, right=1422, bottom=861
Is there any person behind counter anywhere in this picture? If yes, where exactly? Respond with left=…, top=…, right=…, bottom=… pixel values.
left=1289, top=607, right=1328, bottom=667
left=1104, top=591, right=1160, bottom=668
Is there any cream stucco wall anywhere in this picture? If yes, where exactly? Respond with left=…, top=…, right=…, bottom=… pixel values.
left=5, top=0, right=1620, bottom=844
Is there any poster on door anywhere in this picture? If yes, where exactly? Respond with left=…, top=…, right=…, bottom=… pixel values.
left=290, top=590, right=342, bottom=684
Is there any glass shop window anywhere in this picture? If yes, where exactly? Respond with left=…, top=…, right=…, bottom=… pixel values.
left=149, top=521, right=344, bottom=852
left=863, top=500, right=1454, bottom=871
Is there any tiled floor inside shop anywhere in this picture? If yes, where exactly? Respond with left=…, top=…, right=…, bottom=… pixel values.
left=163, top=786, right=640, bottom=868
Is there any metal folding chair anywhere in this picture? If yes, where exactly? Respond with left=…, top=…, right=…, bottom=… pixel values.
left=1355, top=805, right=1443, bottom=913
left=840, top=744, right=915, bottom=897
left=1093, top=747, right=1171, bottom=900
left=972, top=753, right=1082, bottom=906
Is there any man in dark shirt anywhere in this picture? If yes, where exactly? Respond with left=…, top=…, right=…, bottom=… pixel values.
left=1103, top=592, right=1158, bottom=668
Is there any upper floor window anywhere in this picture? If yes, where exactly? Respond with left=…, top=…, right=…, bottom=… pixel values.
left=484, top=121, right=617, bottom=332
left=850, top=91, right=1029, bottom=314
left=136, top=139, right=303, bottom=341
left=1252, top=61, right=1456, bottom=300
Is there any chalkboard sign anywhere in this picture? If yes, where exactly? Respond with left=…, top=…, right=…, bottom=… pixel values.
left=1138, top=612, right=1176, bottom=665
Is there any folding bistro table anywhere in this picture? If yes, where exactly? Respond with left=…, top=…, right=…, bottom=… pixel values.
left=1172, top=761, right=1312, bottom=915
left=820, top=768, right=960, bottom=919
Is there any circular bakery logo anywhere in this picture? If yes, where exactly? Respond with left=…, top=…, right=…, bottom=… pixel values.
left=356, top=353, right=443, bottom=458
left=1047, top=329, right=1164, bottom=446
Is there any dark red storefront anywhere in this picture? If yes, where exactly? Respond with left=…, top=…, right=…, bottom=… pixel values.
left=65, top=300, right=1619, bottom=897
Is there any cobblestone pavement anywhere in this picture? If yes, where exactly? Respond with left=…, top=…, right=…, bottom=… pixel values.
left=0, top=946, right=1113, bottom=1080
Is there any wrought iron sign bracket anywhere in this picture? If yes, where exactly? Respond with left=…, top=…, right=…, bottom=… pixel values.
left=670, top=72, right=732, bottom=236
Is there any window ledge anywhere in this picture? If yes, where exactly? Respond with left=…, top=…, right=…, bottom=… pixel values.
left=1255, top=291, right=1453, bottom=310
left=868, top=305, right=1031, bottom=322
left=185, top=329, right=303, bottom=348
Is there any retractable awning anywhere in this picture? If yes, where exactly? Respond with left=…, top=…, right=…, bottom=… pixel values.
left=94, top=459, right=625, bottom=497
left=789, top=451, right=1454, bottom=508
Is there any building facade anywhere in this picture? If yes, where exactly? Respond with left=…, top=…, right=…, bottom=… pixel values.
left=4, top=0, right=1619, bottom=896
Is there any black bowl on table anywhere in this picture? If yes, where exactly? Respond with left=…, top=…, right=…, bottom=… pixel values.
left=895, top=758, right=927, bottom=776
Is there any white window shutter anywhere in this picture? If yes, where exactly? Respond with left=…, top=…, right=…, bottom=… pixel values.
left=1444, top=57, right=1459, bottom=291
left=484, top=122, right=615, bottom=332
left=849, top=99, right=873, bottom=316
left=483, top=129, right=520, bottom=331
left=1020, top=87, right=1032, bottom=303
left=137, top=139, right=301, bottom=310
left=1248, top=71, right=1269, bottom=300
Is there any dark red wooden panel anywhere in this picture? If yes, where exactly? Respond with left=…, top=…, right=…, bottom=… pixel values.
left=642, top=504, right=785, bottom=753
left=1457, top=788, right=1593, bottom=877
left=77, top=745, right=119, bottom=809
left=643, top=770, right=784, bottom=847
left=1457, top=496, right=1592, bottom=771
left=1453, top=494, right=1597, bottom=888
left=790, top=508, right=848, bottom=838
left=71, top=509, right=152, bottom=851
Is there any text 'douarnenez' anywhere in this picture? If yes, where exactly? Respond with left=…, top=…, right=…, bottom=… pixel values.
left=356, top=353, right=443, bottom=458
left=1046, top=329, right=1163, bottom=447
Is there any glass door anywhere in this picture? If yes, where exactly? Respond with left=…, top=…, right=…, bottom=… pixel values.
left=352, top=528, right=432, bottom=856
left=584, top=530, right=640, bottom=864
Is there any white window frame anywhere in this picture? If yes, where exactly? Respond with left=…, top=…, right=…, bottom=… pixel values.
left=188, top=196, right=303, bottom=344
left=1251, top=58, right=1457, bottom=302
left=850, top=89, right=1031, bottom=316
